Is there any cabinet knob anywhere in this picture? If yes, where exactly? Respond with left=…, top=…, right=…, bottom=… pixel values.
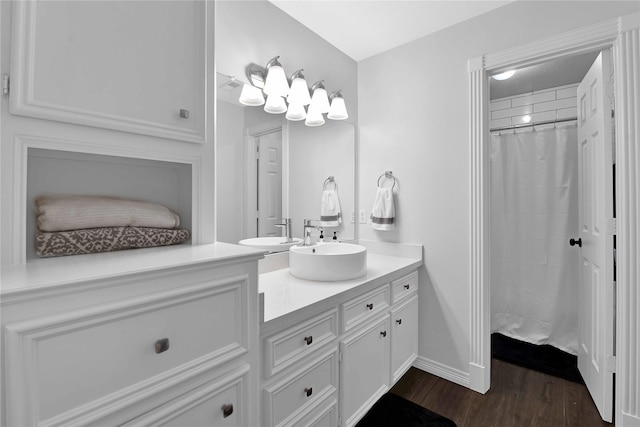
left=304, top=387, right=313, bottom=397
left=366, top=303, right=374, bottom=310
left=154, top=338, right=170, bottom=354
left=179, top=109, right=190, bottom=119
left=304, top=335, right=313, bottom=345
left=404, top=284, right=410, bottom=290
left=396, top=319, right=402, bottom=325
left=221, top=403, right=234, bottom=418
left=380, top=331, right=387, bottom=337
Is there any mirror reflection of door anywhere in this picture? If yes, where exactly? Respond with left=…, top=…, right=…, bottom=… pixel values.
left=256, top=130, right=283, bottom=237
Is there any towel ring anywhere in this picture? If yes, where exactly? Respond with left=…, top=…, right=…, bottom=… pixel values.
left=323, top=176, right=337, bottom=191
left=377, top=171, right=396, bottom=190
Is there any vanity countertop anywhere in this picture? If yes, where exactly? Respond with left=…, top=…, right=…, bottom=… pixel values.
left=259, top=250, right=422, bottom=324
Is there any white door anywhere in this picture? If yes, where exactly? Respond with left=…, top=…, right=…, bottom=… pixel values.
left=575, top=51, right=615, bottom=422
left=257, top=130, right=282, bottom=237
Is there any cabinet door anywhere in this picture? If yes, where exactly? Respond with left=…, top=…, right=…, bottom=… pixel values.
left=390, top=296, right=418, bottom=383
left=10, top=1, right=206, bottom=143
left=339, top=315, right=390, bottom=427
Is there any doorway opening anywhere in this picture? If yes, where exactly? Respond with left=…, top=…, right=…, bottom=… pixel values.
left=487, top=51, right=615, bottom=401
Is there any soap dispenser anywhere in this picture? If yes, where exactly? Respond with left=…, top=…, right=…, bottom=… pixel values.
left=332, top=232, right=338, bottom=242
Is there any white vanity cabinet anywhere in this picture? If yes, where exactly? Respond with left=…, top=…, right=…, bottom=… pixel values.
left=260, top=266, right=420, bottom=427
left=339, top=272, right=418, bottom=427
left=0, top=244, right=262, bottom=427
left=9, top=0, right=207, bottom=143
left=261, top=309, right=340, bottom=427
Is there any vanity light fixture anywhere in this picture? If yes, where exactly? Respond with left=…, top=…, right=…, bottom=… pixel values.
left=238, top=56, right=346, bottom=126
left=305, top=106, right=325, bottom=127
left=492, top=70, right=516, bottom=80
left=263, top=56, right=290, bottom=97
left=327, top=90, right=348, bottom=120
left=286, top=103, right=307, bottom=121
left=287, top=69, right=312, bottom=106
left=264, top=94, right=287, bottom=114
left=238, top=84, right=265, bottom=106
left=309, top=81, right=331, bottom=113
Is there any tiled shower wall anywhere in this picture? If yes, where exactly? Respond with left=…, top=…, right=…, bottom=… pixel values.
left=489, top=83, right=578, bottom=131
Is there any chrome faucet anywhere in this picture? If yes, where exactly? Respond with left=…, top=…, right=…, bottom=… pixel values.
left=302, top=219, right=323, bottom=246
left=275, top=218, right=293, bottom=243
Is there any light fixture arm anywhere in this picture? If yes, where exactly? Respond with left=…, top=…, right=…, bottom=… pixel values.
left=266, top=56, right=283, bottom=71
left=328, top=90, right=343, bottom=101
left=310, top=80, right=326, bottom=92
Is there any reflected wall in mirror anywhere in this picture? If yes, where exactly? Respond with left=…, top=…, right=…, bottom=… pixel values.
left=216, top=73, right=356, bottom=245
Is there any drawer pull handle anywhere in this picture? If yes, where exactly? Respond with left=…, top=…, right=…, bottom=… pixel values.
left=396, top=319, right=402, bottom=325
left=404, top=284, right=410, bottom=290
left=304, top=387, right=313, bottom=397
left=380, top=330, right=387, bottom=337
left=154, top=338, right=170, bottom=354
left=179, top=108, right=190, bottom=119
left=221, top=403, right=234, bottom=418
left=366, top=303, right=374, bottom=310
left=304, top=335, right=313, bottom=345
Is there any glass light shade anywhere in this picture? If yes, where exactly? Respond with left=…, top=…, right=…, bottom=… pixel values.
left=263, top=65, right=289, bottom=97
left=305, top=107, right=325, bottom=127
left=286, top=103, right=307, bottom=121
left=264, top=94, right=287, bottom=114
left=238, top=84, right=265, bottom=106
left=327, top=97, right=348, bottom=120
left=492, top=70, right=516, bottom=80
left=288, top=78, right=311, bottom=106
left=310, top=87, right=330, bottom=113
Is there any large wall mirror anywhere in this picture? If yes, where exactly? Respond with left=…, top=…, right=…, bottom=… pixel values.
left=216, top=73, right=356, bottom=245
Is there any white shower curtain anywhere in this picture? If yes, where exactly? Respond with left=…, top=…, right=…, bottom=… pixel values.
left=490, top=126, right=579, bottom=355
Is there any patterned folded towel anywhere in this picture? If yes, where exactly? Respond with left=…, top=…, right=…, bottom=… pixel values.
left=36, top=195, right=181, bottom=232
left=35, top=226, right=190, bottom=258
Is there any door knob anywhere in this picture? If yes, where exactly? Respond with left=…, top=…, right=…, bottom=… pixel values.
left=569, top=238, right=582, bottom=247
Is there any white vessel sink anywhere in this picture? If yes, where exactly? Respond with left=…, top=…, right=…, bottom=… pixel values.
left=238, top=237, right=303, bottom=252
left=289, top=242, right=367, bottom=281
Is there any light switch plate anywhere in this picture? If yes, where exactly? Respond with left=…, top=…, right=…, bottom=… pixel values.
left=359, top=209, right=367, bottom=224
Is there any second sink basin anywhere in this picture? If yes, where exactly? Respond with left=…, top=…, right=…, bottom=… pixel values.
left=238, top=237, right=303, bottom=252
left=289, top=242, right=367, bottom=281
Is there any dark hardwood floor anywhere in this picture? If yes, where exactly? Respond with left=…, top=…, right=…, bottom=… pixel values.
left=390, top=359, right=612, bottom=427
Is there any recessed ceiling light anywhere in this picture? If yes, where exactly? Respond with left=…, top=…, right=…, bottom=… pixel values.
left=492, top=70, right=516, bottom=80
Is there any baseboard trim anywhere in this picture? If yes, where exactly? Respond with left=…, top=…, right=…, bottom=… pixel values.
left=412, top=356, right=470, bottom=389
left=620, top=411, right=640, bottom=427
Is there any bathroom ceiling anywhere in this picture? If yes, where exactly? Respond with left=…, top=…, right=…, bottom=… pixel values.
left=268, top=0, right=515, bottom=61
left=490, top=51, right=601, bottom=99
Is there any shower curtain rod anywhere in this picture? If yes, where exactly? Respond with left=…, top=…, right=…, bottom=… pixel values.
left=490, top=116, right=578, bottom=132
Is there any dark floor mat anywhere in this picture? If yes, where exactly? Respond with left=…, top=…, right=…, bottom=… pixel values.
left=492, top=333, right=584, bottom=383
left=355, top=392, right=457, bottom=427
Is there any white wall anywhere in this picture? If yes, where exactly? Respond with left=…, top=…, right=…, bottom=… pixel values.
left=357, top=1, right=640, bottom=376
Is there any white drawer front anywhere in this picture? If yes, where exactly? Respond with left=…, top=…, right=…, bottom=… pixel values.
left=292, top=396, right=338, bottom=427
left=121, top=365, right=249, bottom=427
left=264, top=310, right=337, bottom=378
left=4, top=277, right=248, bottom=426
left=391, top=271, right=418, bottom=304
left=341, top=285, right=389, bottom=333
left=264, top=349, right=338, bottom=427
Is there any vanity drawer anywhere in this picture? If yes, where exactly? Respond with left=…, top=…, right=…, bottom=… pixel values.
left=4, top=278, right=247, bottom=424
left=391, top=270, right=418, bottom=304
left=264, top=349, right=338, bottom=427
left=121, top=365, right=249, bottom=427
left=264, top=309, right=338, bottom=378
left=341, top=284, right=389, bottom=333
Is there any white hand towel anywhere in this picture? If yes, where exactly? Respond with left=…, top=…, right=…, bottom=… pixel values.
left=371, top=187, right=395, bottom=231
left=320, top=189, right=342, bottom=227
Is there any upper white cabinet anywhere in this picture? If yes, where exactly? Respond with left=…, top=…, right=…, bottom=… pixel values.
left=9, top=0, right=206, bottom=143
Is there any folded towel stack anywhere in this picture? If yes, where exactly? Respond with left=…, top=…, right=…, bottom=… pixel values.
left=34, top=195, right=190, bottom=257
left=320, top=189, right=342, bottom=227
left=370, top=187, right=395, bottom=231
